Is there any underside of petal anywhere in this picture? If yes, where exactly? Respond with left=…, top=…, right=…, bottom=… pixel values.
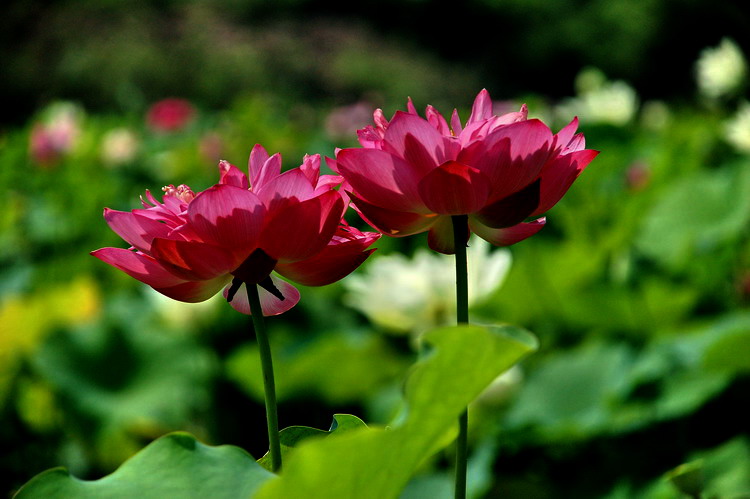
left=150, top=237, right=239, bottom=281
left=348, top=192, right=437, bottom=237
left=91, top=247, right=187, bottom=288
left=474, top=179, right=541, bottom=228
left=532, top=149, right=599, bottom=216
left=154, top=274, right=232, bottom=303
left=469, top=217, right=546, bottom=247
left=223, top=276, right=301, bottom=316
left=275, top=234, right=379, bottom=286
left=427, top=215, right=468, bottom=255
left=417, top=161, right=491, bottom=215
left=103, top=209, right=172, bottom=253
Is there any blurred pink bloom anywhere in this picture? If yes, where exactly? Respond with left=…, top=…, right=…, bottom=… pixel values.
left=325, top=101, right=376, bottom=141
left=331, top=89, right=599, bottom=254
left=625, top=161, right=651, bottom=191
left=29, top=105, right=81, bottom=166
left=92, top=145, right=379, bottom=316
left=146, top=98, right=195, bottom=132
left=199, top=132, right=224, bottom=163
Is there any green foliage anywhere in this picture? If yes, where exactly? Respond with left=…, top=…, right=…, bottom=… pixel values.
left=15, top=324, right=536, bottom=498
left=14, top=433, right=272, bottom=499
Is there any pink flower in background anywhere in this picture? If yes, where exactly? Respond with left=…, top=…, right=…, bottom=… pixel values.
left=146, top=98, right=195, bottom=132
left=325, top=101, right=377, bottom=141
left=331, top=89, right=599, bottom=253
left=92, top=145, right=380, bottom=316
left=29, top=103, right=82, bottom=166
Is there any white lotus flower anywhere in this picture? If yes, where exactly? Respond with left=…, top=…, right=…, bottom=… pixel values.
left=343, top=237, right=512, bottom=334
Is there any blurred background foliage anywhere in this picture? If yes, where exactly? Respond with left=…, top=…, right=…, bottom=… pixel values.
left=1, top=0, right=750, bottom=497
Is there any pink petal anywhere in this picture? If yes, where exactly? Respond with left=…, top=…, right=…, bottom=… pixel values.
left=493, top=104, right=529, bottom=126
left=218, top=160, right=249, bottom=189
left=275, top=233, right=380, bottom=286
left=469, top=217, right=546, bottom=247
left=103, top=209, right=172, bottom=253
left=348, top=192, right=438, bottom=237
left=150, top=237, right=239, bottom=281
left=91, top=247, right=187, bottom=288
left=532, top=149, right=599, bottom=216
left=260, top=190, right=344, bottom=263
left=427, top=215, right=467, bottom=255
left=187, top=184, right=265, bottom=250
left=155, top=274, right=233, bottom=303
left=467, top=89, right=493, bottom=124
left=300, top=154, right=321, bottom=186
left=255, top=167, right=317, bottom=212
left=336, top=148, right=430, bottom=213
left=450, top=109, right=463, bottom=136
left=224, top=276, right=301, bottom=316
left=426, top=105, right=451, bottom=136
left=249, top=145, right=282, bottom=190
left=474, top=179, right=541, bottom=229
left=417, top=161, right=491, bottom=215
left=249, top=144, right=269, bottom=181
left=383, top=111, right=451, bottom=169
left=458, top=119, right=554, bottom=202
left=555, top=117, right=579, bottom=150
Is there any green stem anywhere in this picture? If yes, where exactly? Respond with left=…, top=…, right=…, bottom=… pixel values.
left=247, top=282, right=282, bottom=473
left=452, top=215, right=469, bottom=499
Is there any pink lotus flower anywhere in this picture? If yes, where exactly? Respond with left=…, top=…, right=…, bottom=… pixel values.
left=331, top=90, right=599, bottom=253
left=146, top=98, right=195, bottom=132
left=92, top=146, right=380, bottom=315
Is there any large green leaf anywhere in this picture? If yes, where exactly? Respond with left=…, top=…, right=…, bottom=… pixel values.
left=255, top=323, right=537, bottom=499
left=14, top=432, right=273, bottom=498
left=14, top=324, right=535, bottom=499
left=257, top=414, right=367, bottom=471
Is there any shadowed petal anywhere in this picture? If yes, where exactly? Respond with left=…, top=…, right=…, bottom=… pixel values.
left=474, top=179, right=541, bottom=229
left=383, top=111, right=450, bottom=168
left=260, top=190, right=344, bottom=263
left=275, top=233, right=380, bottom=286
left=223, top=276, right=301, bottom=316
left=459, top=119, right=554, bottom=201
left=155, top=274, right=232, bottom=303
left=150, top=238, right=239, bottom=281
left=532, top=149, right=599, bottom=216
left=187, top=184, right=265, bottom=250
left=417, top=161, right=491, bottom=215
left=427, top=215, right=468, bottom=254
left=336, top=148, right=430, bottom=213
left=218, top=160, right=249, bottom=189
left=103, top=209, right=172, bottom=253
left=348, top=192, right=438, bottom=237
left=555, top=117, right=579, bottom=150
left=256, top=167, right=317, bottom=212
left=469, top=217, right=546, bottom=246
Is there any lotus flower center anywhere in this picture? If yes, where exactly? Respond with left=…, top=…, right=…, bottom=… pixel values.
left=162, top=184, right=195, bottom=203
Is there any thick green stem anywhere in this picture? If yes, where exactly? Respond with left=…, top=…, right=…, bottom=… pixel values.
left=247, top=282, right=282, bottom=473
left=452, top=215, right=469, bottom=499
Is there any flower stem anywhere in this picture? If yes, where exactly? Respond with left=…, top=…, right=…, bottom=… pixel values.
left=452, top=215, right=469, bottom=499
left=247, top=282, right=282, bottom=473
